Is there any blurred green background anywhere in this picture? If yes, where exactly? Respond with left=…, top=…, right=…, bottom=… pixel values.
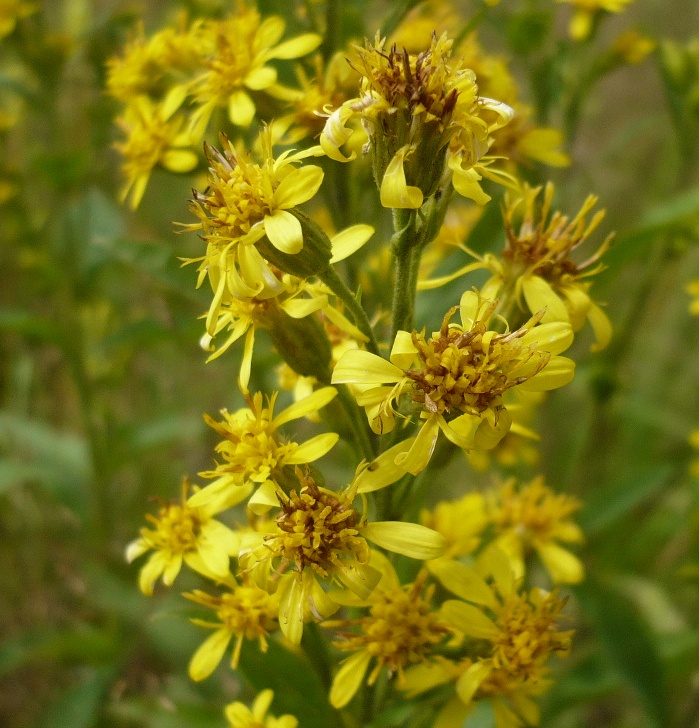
left=2, top=1, right=699, bottom=727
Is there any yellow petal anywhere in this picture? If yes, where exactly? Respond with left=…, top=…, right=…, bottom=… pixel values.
left=278, top=574, right=305, bottom=645
left=161, top=149, right=199, bottom=173
left=389, top=330, right=419, bottom=369
left=434, top=696, right=474, bottom=728
left=125, top=538, right=148, bottom=563
left=239, top=326, right=255, bottom=394
left=363, top=521, right=447, bottom=560
left=248, top=480, right=281, bottom=515
left=455, top=661, right=493, bottom=705
left=228, top=90, right=256, bottom=127
left=264, top=209, right=304, bottom=254
left=189, top=628, right=231, bottom=681
left=330, top=650, right=372, bottom=708
left=440, top=600, right=500, bottom=640
left=395, top=416, right=440, bottom=475
left=332, top=350, right=404, bottom=384
left=474, top=408, right=512, bottom=450
left=521, top=275, right=570, bottom=324
left=270, top=33, right=322, bottom=60
left=520, top=321, right=574, bottom=355
left=161, top=552, right=183, bottom=586
left=380, top=148, right=423, bottom=209
left=244, top=65, right=277, bottom=90
left=428, top=559, right=499, bottom=609
left=281, top=297, right=325, bottom=318
left=330, top=224, right=374, bottom=263
left=518, top=356, right=575, bottom=391
left=400, top=660, right=459, bottom=698
left=536, top=541, right=585, bottom=584
left=273, top=386, right=338, bottom=426
left=335, top=561, right=382, bottom=600
left=320, top=104, right=357, bottom=162
left=274, top=165, right=324, bottom=208
left=138, top=551, right=169, bottom=595
left=354, top=438, right=417, bottom=493
left=285, top=432, right=339, bottom=464
left=449, top=158, right=490, bottom=205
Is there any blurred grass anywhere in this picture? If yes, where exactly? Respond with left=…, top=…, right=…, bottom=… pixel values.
left=2, top=1, right=699, bottom=727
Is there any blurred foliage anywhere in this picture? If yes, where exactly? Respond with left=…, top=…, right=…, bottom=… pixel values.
left=2, top=1, right=699, bottom=727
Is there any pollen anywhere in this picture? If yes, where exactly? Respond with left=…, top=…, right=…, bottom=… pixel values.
left=488, top=476, right=582, bottom=543
left=485, top=589, right=571, bottom=686
left=264, top=473, right=369, bottom=579
left=331, top=574, right=448, bottom=682
left=405, top=305, right=549, bottom=417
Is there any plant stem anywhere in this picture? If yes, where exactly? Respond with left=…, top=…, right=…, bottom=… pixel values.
left=336, top=383, right=377, bottom=460
left=321, top=265, right=381, bottom=355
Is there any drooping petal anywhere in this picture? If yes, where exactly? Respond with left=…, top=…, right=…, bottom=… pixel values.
left=189, top=628, right=232, bottom=681
left=449, top=156, right=490, bottom=205
left=264, top=209, right=304, bottom=254
left=248, top=480, right=281, bottom=515
left=520, top=321, right=574, bottom=355
left=354, top=438, right=417, bottom=493
left=138, top=551, right=169, bottom=595
left=380, top=147, right=423, bottom=209
left=390, top=330, right=419, bottom=369
left=395, top=416, right=440, bottom=475
left=587, top=301, right=612, bottom=352
left=363, top=521, right=447, bottom=560
left=335, top=561, right=382, bottom=600
left=518, top=356, right=575, bottom=391
left=125, top=538, right=149, bottom=563
left=278, top=573, right=306, bottom=645
left=330, top=650, right=372, bottom=708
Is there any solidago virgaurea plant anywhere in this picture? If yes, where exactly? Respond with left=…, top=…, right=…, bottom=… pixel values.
left=114, top=2, right=635, bottom=727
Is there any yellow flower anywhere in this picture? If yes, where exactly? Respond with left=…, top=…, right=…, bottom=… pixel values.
left=410, top=550, right=573, bottom=727
left=0, top=0, right=35, bottom=39
left=480, top=182, right=613, bottom=351
left=486, top=476, right=585, bottom=584
left=240, top=469, right=447, bottom=644
left=114, top=93, right=198, bottom=209
left=319, top=33, right=514, bottom=207
left=556, top=0, right=636, bottom=41
left=421, top=492, right=488, bottom=559
left=125, top=478, right=247, bottom=595
left=325, top=552, right=450, bottom=708
left=332, top=290, right=575, bottom=474
left=225, top=690, right=298, bottom=728
left=189, top=388, right=339, bottom=515
left=186, top=575, right=280, bottom=680
left=187, top=8, right=321, bottom=136
left=181, top=129, right=325, bottom=315
left=686, top=279, right=699, bottom=316
left=611, top=30, right=656, bottom=65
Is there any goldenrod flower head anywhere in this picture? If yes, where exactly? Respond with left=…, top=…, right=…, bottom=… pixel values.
left=186, top=578, right=280, bottom=680
left=0, top=0, right=35, bottom=39
left=430, top=551, right=573, bottom=725
left=332, top=290, right=575, bottom=474
left=241, top=469, right=446, bottom=644
left=487, top=476, right=585, bottom=584
left=484, top=182, right=614, bottom=350
left=326, top=553, right=449, bottom=708
left=190, top=388, right=339, bottom=515
left=556, top=0, right=636, bottom=41
left=686, top=279, right=699, bottom=316
left=126, top=478, right=245, bottom=595
left=320, top=33, right=513, bottom=207
left=225, top=690, right=298, bottom=728
left=421, top=492, right=488, bottom=558
left=187, top=7, right=321, bottom=136
left=115, top=93, right=198, bottom=209
left=106, top=17, right=206, bottom=103
left=183, top=129, right=324, bottom=305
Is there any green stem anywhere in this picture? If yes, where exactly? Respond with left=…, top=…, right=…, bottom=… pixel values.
left=336, top=383, right=377, bottom=460
left=390, top=210, right=420, bottom=340
left=321, top=265, right=381, bottom=355
left=321, top=0, right=342, bottom=62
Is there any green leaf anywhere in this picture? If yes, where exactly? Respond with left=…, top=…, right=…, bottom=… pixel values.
left=576, top=579, right=669, bottom=728
left=0, top=309, right=63, bottom=343
left=578, top=465, right=672, bottom=537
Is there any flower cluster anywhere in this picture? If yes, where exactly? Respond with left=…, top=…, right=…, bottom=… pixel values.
left=119, top=6, right=626, bottom=728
